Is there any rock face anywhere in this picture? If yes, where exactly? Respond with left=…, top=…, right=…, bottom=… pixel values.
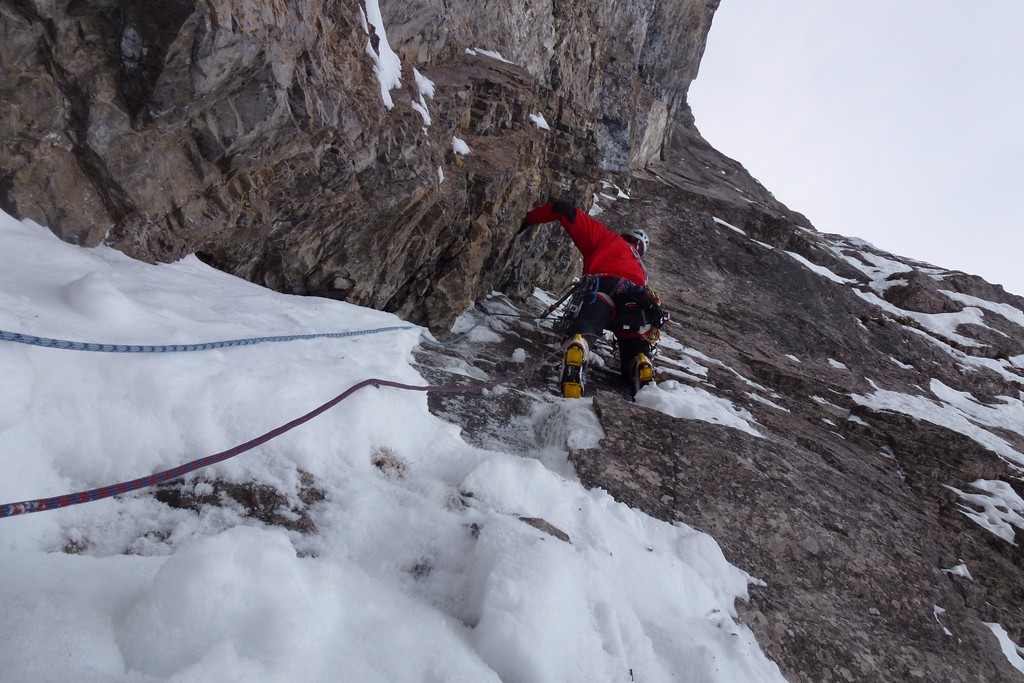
left=5, top=1, right=1024, bottom=681
left=0, top=0, right=717, bottom=325
left=565, top=127, right=1024, bottom=681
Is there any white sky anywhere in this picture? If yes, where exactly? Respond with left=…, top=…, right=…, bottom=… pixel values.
left=688, top=1, right=1024, bottom=297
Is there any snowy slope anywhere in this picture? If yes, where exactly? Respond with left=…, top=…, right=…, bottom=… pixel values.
left=0, top=210, right=786, bottom=682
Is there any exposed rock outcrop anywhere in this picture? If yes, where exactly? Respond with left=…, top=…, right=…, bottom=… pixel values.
left=4, top=1, right=1024, bottom=681
left=564, top=152, right=1024, bottom=682
left=1, top=0, right=718, bottom=325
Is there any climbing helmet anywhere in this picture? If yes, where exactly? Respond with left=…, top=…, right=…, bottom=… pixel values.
left=622, top=229, right=650, bottom=256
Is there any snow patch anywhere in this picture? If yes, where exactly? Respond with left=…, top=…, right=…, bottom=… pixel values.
left=452, top=136, right=471, bottom=156
left=852, top=383, right=1024, bottom=469
left=713, top=216, right=746, bottom=236
left=0, top=209, right=787, bottom=682
left=636, top=381, right=762, bottom=437
left=784, top=251, right=855, bottom=284
left=985, top=622, right=1024, bottom=674
left=362, top=1, right=403, bottom=110
left=945, top=480, right=1024, bottom=544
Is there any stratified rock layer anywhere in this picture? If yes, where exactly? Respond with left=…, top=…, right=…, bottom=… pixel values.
left=0, top=0, right=718, bottom=325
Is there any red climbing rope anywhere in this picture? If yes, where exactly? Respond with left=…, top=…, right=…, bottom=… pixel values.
left=1, top=350, right=560, bottom=518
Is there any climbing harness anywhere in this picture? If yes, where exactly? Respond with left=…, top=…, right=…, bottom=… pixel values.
left=550, top=277, right=594, bottom=337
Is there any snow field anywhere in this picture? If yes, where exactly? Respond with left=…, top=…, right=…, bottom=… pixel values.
left=0, top=210, right=786, bottom=681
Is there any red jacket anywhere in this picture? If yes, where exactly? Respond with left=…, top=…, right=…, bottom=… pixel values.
left=525, top=202, right=647, bottom=285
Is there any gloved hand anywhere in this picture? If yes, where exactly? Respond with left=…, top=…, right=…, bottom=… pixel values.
left=650, top=304, right=669, bottom=328
left=517, top=218, right=533, bottom=235
left=551, top=198, right=577, bottom=222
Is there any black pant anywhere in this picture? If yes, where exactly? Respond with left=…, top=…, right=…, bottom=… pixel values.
left=566, top=277, right=652, bottom=382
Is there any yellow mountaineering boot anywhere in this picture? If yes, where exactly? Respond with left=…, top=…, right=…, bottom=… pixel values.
left=631, top=352, right=655, bottom=395
left=560, top=334, right=589, bottom=398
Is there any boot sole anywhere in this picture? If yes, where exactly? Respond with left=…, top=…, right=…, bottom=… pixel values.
left=562, top=382, right=584, bottom=399
left=560, top=360, right=585, bottom=398
left=632, top=354, right=655, bottom=395
left=565, top=345, right=586, bottom=367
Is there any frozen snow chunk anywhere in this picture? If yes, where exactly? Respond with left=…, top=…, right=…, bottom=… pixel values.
left=413, top=68, right=435, bottom=99
left=529, top=113, right=550, bottom=130
left=452, top=136, right=471, bottom=156
left=62, top=272, right=146, bottom=326
left=465, top=47, right=514, bottom=64
left=932, top=605, right=953, bottom=636
left=362, top=1, right=402, bottom=110
left=941, top=562, right=973, bottom=580
left=410, top=68, right=434, bottom=126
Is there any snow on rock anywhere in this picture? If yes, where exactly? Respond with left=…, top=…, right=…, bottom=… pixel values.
left=984, top=622, right=1024, bottom=674
left=411, top=68, right=435, bottom=126
left=854, top=290, right=992, bottom=348
left=928, top=379, right=1024, bottom=439
left=941, top=562, right=974, bottom=580
left=941, top=290, right=1024, bottom=330
left=464, top=47, right=514, bottom=64
left=713, top=216, right=746, bottom=236
left=851, top=381, right=1024, bottom=469
left=362, top=1, right=403, bottom=110
left=945, top=479, right=1024, bottom=545
left=601, top=180, right=630, bottom=199
left=826, top=241, right=913, bottom=292
left=901, top=326, right=1024, bottom=385
left=0, top=209, right=786, bottom=682
left=452, top=136, right=471, bottom=156
left=636, top=381, right=762, bottom=437
left=783, top=250, right=856, bottom=284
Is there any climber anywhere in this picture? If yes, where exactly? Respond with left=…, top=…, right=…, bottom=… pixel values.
left=519, top=197, right=669, bottom=398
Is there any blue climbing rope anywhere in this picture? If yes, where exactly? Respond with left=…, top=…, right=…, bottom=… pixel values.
left=0, top=304, right=569, bottom=517
left=0, top=326, right=416, bottom=353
